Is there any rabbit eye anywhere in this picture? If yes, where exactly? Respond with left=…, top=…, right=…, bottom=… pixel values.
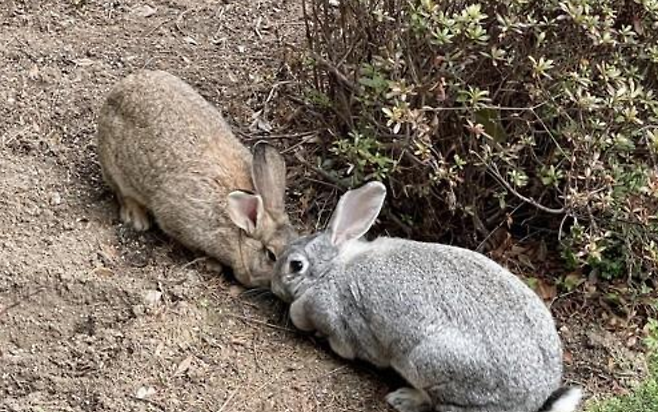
left=265, top=248, right=277, bottom=262
left=289, top=259, right=304, bottom=273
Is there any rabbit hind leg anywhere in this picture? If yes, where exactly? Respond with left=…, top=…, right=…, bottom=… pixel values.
left=101, top=164, right=152, bottom=232
left=397, top=334, right=502, bottom=412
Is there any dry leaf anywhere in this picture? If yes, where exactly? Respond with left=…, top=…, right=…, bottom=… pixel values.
left=90, top=266, right=114, bottom=277
left=489, top=228, right=511, bottom=255
left=535, top=280, right=557, bottom=301
left=517, top=254, right=535, bottom=270
left=563, top=350, right=573, bottom=364
left=74, top=58, right=94, bottom=67
left=537, top=240, right=548, bottom=262
left=132, top=5, right=157, bottom=18
left=174, top=355, right=194, bottom=377
left=256, top=118, right=272, bottom=132
left=509, top=245, right=527, bottom=257
left=231, top=337, right=248, bottom=346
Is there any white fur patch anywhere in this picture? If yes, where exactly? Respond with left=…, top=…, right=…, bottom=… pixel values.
left=545, top=387, right=583, bottom=412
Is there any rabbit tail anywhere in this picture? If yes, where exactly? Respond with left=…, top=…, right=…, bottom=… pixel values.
left=538, top=386, right=583, bottom=412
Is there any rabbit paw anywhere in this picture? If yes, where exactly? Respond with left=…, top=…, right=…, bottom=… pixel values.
left=204, top=259, right=224, bottom=273
left=385, top=387, right=431, bottom=412
left=120, top=197, right=151, bottom=232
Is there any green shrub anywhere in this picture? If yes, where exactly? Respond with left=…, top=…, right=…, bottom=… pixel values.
left=295, top=0, right=658, bottom=280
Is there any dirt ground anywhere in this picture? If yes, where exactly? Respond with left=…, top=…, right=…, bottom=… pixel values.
left=0, top=1, right=649, bottom=411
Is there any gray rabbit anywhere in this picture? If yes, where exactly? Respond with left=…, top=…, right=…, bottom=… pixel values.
left=97, top=70, right=297, bottom=288
left=271, top=181, right=582, bottom=412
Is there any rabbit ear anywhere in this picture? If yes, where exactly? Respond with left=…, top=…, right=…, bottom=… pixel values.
left=227, top=191, right=264, bottom=235
left=252, top=141, right=287, bottom=214
left=329, top=181, right=387, bottom=246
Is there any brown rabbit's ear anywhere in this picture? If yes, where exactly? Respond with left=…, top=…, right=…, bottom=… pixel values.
left=227, top=191, right=264, bottom=235
left=252, top=141, right=286, bottom=214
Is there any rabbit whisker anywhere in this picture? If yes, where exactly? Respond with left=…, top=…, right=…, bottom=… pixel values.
left=241, top=287, right=274, bottom=298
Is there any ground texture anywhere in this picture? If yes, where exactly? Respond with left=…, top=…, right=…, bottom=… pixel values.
left=0, top=1, right=649, bottom=411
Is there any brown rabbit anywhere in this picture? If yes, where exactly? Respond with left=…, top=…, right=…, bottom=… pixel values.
left=96, top=69, right=297, bottom=288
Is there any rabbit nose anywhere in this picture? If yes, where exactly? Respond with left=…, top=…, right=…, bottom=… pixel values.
left=271, top=281, right=288, bottom=302
left=271, top=281, right=282, bottom=297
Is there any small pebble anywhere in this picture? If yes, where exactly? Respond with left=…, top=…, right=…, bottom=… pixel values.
left=135, top=386, right=156, bottom=399
left=228, top=285, right=244, bottom=298
left=144, top=290, right=162, bottom=306
left=49, top=191, right=62, bottom=206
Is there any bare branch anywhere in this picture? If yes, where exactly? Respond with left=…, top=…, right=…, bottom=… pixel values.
left=487, top=162, right=566, bottom=215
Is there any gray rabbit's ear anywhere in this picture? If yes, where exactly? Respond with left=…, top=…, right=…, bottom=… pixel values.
left=227, top=191, right=264, bottom=235
left=252, top=141, right=287, bottom=214
left=329, top=181, right=387, bottom=246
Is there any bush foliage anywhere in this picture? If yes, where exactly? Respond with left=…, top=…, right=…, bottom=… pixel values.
left=296, top=0, right=658, bottom=280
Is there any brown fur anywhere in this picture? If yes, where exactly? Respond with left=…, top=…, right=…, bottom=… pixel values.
left=96, top=69, right=297, bottom=287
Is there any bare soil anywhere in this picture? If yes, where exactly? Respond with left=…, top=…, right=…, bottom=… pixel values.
left=0, top=1, right=648, bottom=411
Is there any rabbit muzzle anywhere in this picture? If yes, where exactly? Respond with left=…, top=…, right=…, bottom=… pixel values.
left=270, top=278, right=292, bottom=303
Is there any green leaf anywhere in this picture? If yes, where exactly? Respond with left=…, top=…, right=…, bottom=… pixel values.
left=475, top=108, right=507, bottom=142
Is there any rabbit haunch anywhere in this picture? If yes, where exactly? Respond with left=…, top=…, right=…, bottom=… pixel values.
left=271, top=181, right=582, bottom=412
left=97, top=69, right=296, bottom=288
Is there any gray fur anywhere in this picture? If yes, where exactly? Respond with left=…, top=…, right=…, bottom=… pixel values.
left=271, top=182, right=581, bottom=412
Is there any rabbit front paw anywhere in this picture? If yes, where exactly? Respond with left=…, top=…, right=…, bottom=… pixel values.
left=385, top=387, right=431, bottom=412
left=290, top=299, right=315, bottom=332
left=203, top=259, right=224, bottom=274
left=120, top=197, right=151, bottom=232
left=328, top=335, right=356, bottom=360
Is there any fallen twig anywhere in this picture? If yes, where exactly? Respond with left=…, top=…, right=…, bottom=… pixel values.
left=218, top=386, right=241, bottom=412
left=227, top=314, right=297, bottom=333
left=310, top=52, right=356, bottom=91
left=143, top=18, right=171, bottom=37
left=174, top=8, right=194, bottom=38
left=313, top=365, right=348, bottom=382
left=236, top=130, right=318, bottom=142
